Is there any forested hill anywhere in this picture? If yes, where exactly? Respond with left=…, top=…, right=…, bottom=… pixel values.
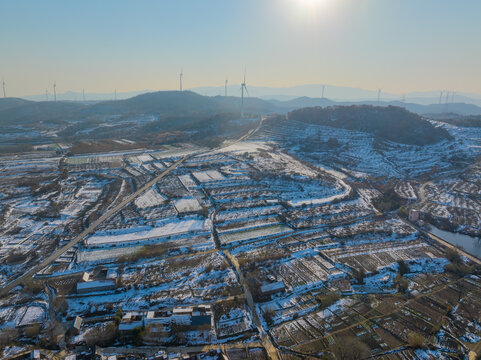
left=288, top=105, right=452, bottom=145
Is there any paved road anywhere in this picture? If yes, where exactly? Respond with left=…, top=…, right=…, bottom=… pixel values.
left=0, top=117, right=266, bottom=297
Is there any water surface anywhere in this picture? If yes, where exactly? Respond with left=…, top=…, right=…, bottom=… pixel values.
left=429, top=225, right=481, bottom=259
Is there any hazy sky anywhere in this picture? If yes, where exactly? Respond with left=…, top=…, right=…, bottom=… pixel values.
left=1, top=0, right=480, bottom=97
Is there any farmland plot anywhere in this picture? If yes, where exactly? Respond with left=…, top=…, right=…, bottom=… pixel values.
left=219, top=224, right=292, bottom=246
left=174, top=197, right=202, bottom=213
left=86, top=217, right=210, bottom=246
left=193, top=170, right=226, bottom=183
left=134, top=187, right=167, bottom=209
left=395, top=181, right=418, bottom=200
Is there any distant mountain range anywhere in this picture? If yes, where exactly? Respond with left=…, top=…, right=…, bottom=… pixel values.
left=191, top=84, right=481, bottom=107
left=21, top=84, right=481, bottom=108
left=1, top=90, right=481, bottom=129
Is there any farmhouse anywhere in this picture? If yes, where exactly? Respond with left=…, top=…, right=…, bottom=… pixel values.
left=409, top=208, right=420, bottom=222
left=119, top=312, right=144, bottom=335
left=260, top=281, right=286, bottom=296
left=70, top=316, right=83, bottom=335
left=76, top=279, right=116, bottom=294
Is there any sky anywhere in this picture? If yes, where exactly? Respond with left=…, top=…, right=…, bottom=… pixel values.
left=1, top=0, right=481, bottom=97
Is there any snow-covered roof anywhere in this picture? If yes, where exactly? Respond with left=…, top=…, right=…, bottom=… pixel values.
left=260, top=281, right=286, bottom=294
left=76, top=279, right=115, bottom=291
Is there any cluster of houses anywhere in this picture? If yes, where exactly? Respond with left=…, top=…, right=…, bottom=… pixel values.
left=119, top=305, right=214, bottom=344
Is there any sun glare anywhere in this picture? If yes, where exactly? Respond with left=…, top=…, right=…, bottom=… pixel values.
left=299, top=0, right=331, bottom=9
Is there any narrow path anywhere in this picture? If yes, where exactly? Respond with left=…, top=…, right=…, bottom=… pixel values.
left=223, top=249, right=280, bottom=360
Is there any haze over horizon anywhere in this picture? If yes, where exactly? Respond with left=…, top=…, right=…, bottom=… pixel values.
left=1, top=0, right=481, bottom=98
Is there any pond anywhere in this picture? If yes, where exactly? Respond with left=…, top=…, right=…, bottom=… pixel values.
left=428, top=225, right=481, bottom=259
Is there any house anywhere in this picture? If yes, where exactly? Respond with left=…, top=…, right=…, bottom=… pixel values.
left=70, top=316, right=82, bottom=335
left=119, top=312, right=144, bottom=335
left=106, top=268, right=118, bottom=280
left=260, top=281, right=286, bottom=296
left=76, top=279, right=116, bottom=294
left=191, top=314, right=212, bottom=330
left=409, top=209, right=420, bottom=222
left=80, top=272, right=90, bottom=282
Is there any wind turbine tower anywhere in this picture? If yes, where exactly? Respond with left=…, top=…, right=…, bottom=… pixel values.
left=241, top=72, right=249, bottom=118
left=439, top=91, right=444, bottom=104
left=2, top=79, right=6, bottom=98
left=179, top=70, right=183, bottom=92
left=53, top=82, right=57, bottom=101
left=225, top=79, right=228, bottom=97
left=83, top=89, right=86, bottom=102
left=45, top=90, right=49, bottom=101
left=377, top=88, right=381, bottom=104
left=322, top=85, right=326, bottom=98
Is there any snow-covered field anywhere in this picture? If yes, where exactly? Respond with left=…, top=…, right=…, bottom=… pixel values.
left=193, top=170, right=226, bottom=183
left=134, top=187, right=167, bottom=209
left=86, top=218, right=210, bottom=246
left=174, top=198, right=202, bottom=213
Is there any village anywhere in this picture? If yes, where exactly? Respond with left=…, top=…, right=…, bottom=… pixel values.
left=0, top=115, right=481, bottom=360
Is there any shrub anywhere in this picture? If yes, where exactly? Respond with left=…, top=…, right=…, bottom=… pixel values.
left=397, top=260, right=410, bottom=276
left=329, top=336, right=370, bottom=360
left=24, top=279, right=44, bottom=295
left=353, top=268, right=366, bottom=285
left=407, top=331, right=426, bottom=348
left=263, top=307, right=276, bottom=326
left=24, top=324, right=40, bottom=338
left=398, top=277, right=409, bottom=293
left=84, top=321, right=118, bottom=347
left=0, top=328, right=20, bottom=346
left=6, top=250, right=28, bottom=264
left=53, top=297, right=68, bottom=316
left=316, top=291, right=340, bottom=309
left=445, top=248, right=462, bottom=264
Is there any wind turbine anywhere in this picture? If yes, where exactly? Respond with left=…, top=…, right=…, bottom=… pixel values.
left=241, top=71, right=249, bottom=118
left=225, top=78, right=228, bottom=97
left=45, top=89, right=49, bottom=101
left=82, top=88, right=86, bottom=102
left=377, top=88, right=382, bottom=104
left=53, top=82, right=57, bottom=101
left=179, top=69, right=183, bottom=92
left=322, top=85, right=326, bottom=98
left=2, top=79, right=6, bottom=98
